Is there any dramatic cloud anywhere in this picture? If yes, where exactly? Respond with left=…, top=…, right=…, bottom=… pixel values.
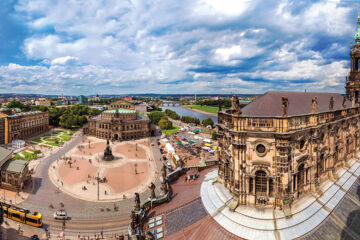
left=0, top=0, right=358, bottom=94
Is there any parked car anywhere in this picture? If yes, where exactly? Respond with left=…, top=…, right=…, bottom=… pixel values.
left=53, top=210, right=67, bottom=220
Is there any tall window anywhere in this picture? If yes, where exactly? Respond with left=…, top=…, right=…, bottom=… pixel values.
left=298, top=164, right=305, bottom=188
left=255, top=170, right=267, bottom=195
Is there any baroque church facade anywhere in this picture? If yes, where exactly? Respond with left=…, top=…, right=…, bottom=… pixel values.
left=216, top=17, right=360, bottom=208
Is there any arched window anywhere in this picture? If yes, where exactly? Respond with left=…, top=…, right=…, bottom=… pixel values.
left=255, top=170, right=267, bottom=195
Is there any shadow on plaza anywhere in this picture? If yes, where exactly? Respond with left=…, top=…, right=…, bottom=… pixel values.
left=30, top=178, right=42, bottom=195
left=340, top=184, right=360, bottom=240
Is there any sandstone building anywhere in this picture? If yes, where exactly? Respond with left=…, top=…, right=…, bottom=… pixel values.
left=0, top=147, right=30, bottom=191
left=84, top=100, right=151, bottom=141
left=0, top=111, right=49, bottom=145
left=216, top=17, right=360, bottom=208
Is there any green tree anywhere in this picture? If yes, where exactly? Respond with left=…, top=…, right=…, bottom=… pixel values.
left=148, top=111, right=166, bottom=125
left=158, top=118, right=172, bottom=130
left=202, top=117, right=214, bottom=127
left=211, top=129, right=218, bottom=140
left=165, top=109, right=180, bottom=120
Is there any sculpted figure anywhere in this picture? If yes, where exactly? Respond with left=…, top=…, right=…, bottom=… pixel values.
left=311, top=97, right=317, bottom=114
left=342, top=96, right=347, bottom=108
left=134, top=192, right=140, bottom=211
left=130, top=210, right=137, bottom=233
left=281, top=97, right=289, bottom=117
left=161, top=180, right=168, bottom=195
left=161, top=165, right=167, bottom=182
left=329, top=96, right=334, bottom=111
left=149, top=182, right=156, bottom=199
left=218, top=97, right=222, bottom=112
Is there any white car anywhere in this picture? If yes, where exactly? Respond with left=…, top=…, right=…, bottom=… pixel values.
left=53, top=210, right=67, bottom=220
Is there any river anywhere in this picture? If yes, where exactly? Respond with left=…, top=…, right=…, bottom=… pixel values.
left=162, top=105, right=218, bottom=123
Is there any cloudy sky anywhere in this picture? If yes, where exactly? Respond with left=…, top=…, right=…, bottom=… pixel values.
left=0, top=0, right=359, bottom=95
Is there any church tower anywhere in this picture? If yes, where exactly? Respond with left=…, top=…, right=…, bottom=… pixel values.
left=346, top=15, right=360, bottom=103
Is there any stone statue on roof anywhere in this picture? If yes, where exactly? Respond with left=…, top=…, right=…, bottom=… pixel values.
left=134, top=192, right=140, bottom=211
left=311, top=97, right=317, bottom=114
left=149, top=182, right=156, bottom=199
left=329, top=96, right=334, bottom=111
left=161, top=179, right=168, bottom=195
left=231, top=95, right=242, bottom=115
left=281, top=97, right=289, bottom=117
left=218, top=97, right=222, bottom=112
left=342, top=96, right=347, bottom=108
left=130, top=210, right=137, bottom=233
left=161, top=165, right=167, bottom=182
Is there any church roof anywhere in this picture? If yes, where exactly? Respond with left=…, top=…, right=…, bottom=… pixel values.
left=241, top=91, right=352, bottom=117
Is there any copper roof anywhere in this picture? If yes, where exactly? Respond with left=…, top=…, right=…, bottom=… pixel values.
left=241, top=91, right=352, bottom=117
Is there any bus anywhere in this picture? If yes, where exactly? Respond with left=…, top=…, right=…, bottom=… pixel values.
left=2, top=203, right=42, bottom=227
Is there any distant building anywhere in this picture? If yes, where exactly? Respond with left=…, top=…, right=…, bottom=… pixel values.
left=12, top=139, right=25, bottom=150
left=84, top=99, right=152, bottom=141
left=0, top=111, right=49, bottom=144
left=78, top=95, right=85, bottom=104
left=35, top=100, right=51, bottom=107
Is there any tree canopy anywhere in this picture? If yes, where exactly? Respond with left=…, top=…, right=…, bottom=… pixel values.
left=202, top=117, right=214, bottom=127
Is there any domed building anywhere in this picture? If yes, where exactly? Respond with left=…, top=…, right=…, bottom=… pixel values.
left=84, top=99, right=151, bottom=141
left=216, top=17, right=360, bottom=208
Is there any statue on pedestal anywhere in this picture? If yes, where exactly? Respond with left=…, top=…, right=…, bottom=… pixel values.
left=149, top=182, right=156, bottom=199
left=281, top=97, right=289, bottom=117
left=342, top=96, right=347, bottom=109
left=103, top=139, right=114, bottom=161
left=130, top=210, right=137, bottom=234
left=134, top=192, right=140, bottom=211
left=161, top=179, right=168, bottom=195
left=161, top=165, right=167, bottom=182
left=329, top=96, right=334, bottom=111
left=218, top=97, right=222, bottom=112
left=311, top=97, right=317, bottom=114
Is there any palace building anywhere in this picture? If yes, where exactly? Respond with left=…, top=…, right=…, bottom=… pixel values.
left=0, top=111, right=49, bottom=145
left=216, top=17, right=360, bottom=208
left=84, top=100, right=151, bottom=141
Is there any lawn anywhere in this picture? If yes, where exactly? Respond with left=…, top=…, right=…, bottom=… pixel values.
left=46, top=141, right=63, bottom=146
left=60, top=135, right=71, bottom=141
left=162, top=125, right=180, bottom=136
left=33, top=138, right=42, bottom=143
left=186, top=105, right=219, bottom=114
left=22, top=151, right=37, bottom=161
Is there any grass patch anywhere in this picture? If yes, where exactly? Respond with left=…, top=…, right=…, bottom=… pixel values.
left=186, top=105, right=219, bottom=114
left=14, top=153, right=23, bottom=160
left=22, top=151, right=37, bottom=161
left=45, top=141, right=63, bottom=146
left=162, top=125, right=180, bottom=136
left=33, top=138, right=42, bottom=143
left=60, top=135, right=71, bottom=141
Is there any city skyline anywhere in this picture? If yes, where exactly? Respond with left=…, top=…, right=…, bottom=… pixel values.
left=1, top=0, right=360, bottom=95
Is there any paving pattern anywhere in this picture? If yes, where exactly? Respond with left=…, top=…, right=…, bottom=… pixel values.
left=48, top=136, right=156, bottom=201
left=165, top=198, right=208, bottom=235
left=200, top=158, right=360, bottom=240
left=15, top=134, right=164, bottom=237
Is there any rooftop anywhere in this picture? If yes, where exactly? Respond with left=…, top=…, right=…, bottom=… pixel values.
left=7, top=111, right=44, bottom=118
left=2, top=158, right=28, bottom=173
left=103, top=108, right=136, bottom=114
left=241, top=91, right=352, bottom=117
left=0, top=147, right=13, bottom=167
